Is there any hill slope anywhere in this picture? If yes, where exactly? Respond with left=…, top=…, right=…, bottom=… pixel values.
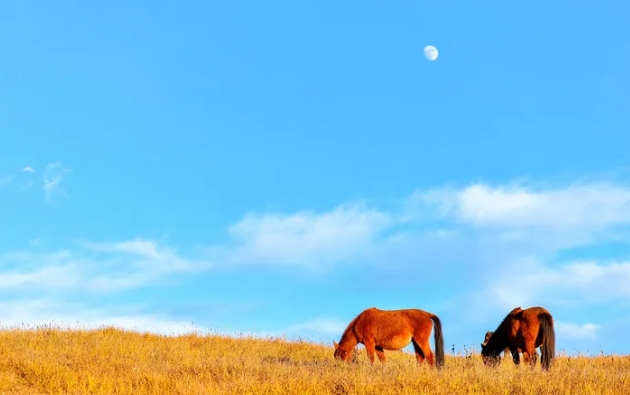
left=0, top=326, right=628, bottom=394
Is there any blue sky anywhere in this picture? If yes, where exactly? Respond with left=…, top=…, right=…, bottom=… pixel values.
left=1, top=0, right=630, bottom=356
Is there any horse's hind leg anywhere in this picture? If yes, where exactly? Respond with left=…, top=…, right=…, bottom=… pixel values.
left=412, top=338, right=435, bottom=366
left=508, top=346, right=520, bottom=365
left=531, top=349, right=539, bottom=365
left=411, top=339, right=425, bottom=364
left=523, top=341, right=537, bottom=368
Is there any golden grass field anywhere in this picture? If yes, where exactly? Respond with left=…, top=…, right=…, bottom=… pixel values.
left=0, top=326, right=629, bottom=395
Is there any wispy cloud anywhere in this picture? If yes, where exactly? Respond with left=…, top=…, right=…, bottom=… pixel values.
left=409, top=182, right=630, bottom=244
left=22, top=166, right=35, bottom=173
left=212, top=203, right=393, bottom=270
left=555, top=321, right=600, bottom=341
left=81, top=239, right=211, bottom=275
left=0, top=237, right=218, bottom=336
left=0, top=238, right=211, bottom=294
left=211, top=180, right=630, bottom=269
left=42, top=162, right=72, bottom=202
left=470, top=257, right=630, bottom=314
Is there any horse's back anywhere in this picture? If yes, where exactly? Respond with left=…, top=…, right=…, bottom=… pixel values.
left=357, top=308, right=433, bottom=331
left=360, top=307, right=432, bottom=320
left=521, top=306, right=553, bottom=323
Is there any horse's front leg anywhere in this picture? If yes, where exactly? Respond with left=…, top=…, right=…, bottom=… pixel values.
left=363, top=339, right=377, bottom=364
left=509, top=346, right=520, bottom=365
left=375, top=346, right=387, bottom=363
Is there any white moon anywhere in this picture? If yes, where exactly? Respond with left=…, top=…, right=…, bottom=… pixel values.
left=424, top=45, right=439, bottom=61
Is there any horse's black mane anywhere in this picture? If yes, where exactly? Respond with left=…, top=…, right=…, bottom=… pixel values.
left=483, top=307, right=522, bottom=355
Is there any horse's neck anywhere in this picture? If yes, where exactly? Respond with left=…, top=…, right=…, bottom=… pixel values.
left=489, top=330, right=508, bottom=352
left=338, top=314, right=361, bottom=350
left=339, top=331, right=358, bottom=350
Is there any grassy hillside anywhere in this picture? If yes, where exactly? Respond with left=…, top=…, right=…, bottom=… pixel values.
left=0, top=326, right=628, bottom=394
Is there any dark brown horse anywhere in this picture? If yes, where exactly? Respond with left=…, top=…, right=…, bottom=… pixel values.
left=481, top=306, right=555, bottom=370
left=333, top=307, right=445, bottom=368
left=483, top=330, right=538, bottom=365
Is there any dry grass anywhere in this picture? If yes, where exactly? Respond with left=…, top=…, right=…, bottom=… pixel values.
left=0, top=325, right=629, bottom=394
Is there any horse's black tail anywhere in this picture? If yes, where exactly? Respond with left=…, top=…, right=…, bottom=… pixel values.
left=539, top=312, right=556, bottom=370
left=430, top=314, right=445, bottom=369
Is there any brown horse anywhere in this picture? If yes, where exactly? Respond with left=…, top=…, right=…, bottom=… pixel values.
left=481, top=306, right=555, bottom=370
left=483, top=331, right=538, bottom=364
left=333, top=307, right=445, bottom=368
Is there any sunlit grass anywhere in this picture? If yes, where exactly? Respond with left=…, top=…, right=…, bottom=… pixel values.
left=0, top=325, right=628, bottom=394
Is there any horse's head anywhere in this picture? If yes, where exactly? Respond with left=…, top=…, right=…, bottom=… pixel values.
left=333, top=341, right=350, bottom=361
left=481, top=332, right=501, bottom=367
left=480, top=344, right=501, bottom=367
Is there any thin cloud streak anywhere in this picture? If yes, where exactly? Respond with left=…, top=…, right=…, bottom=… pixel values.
left=410, top=182, right=630, bottom=231
left=42, top=162, right=72, bottom=202
left=0, top=298, right=203, bottom=336
left=282, top=319, right=348, bottom=336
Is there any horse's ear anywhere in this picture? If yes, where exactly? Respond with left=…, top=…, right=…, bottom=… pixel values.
left=333, top=341, right=339, bottom=349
